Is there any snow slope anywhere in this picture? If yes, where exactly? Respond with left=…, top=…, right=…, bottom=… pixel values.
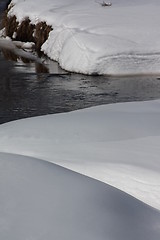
left=0, top=100, right=160, bottom=210
left=1, top=152, right=160, bottom=240
left=8, top=0, right=160, bottom=75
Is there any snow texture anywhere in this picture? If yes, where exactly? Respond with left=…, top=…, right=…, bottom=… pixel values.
left=7, top=0, right=160, bottom=75
left=0, top=100, right=160, bottom=210
left=0, top=152, right=160, bottom=240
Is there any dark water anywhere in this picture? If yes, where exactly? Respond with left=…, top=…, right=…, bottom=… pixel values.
left=1, top=3, right=160, bottom=124
left=1, top=51, right=160, bottom=124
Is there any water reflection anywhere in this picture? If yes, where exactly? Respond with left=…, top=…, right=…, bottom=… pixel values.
left=1, top=29, right=160, bottom=124
left=1, top=46, right=160, bottom=125
left=1, top=1, right=160, bottom=125
left=1, top=46, right=51, bottom=79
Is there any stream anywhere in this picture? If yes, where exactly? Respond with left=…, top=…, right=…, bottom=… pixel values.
left=1, top=1, right=160, bottom=124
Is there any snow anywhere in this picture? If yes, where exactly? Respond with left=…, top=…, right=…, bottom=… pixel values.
left=7, top=0, right=160, bottom=75
left=0, top=100, right=160, bottom=210
left=1, top=152, right=160, bottom=240
left=0, top=37, right=42, bottom=63
left=1, top=1, right=160, bottom=236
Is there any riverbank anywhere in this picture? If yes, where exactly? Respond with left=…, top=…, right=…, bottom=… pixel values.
left=1, top=3, right=160, bottom=239
left=2, top=0, right=160, bottom=75
left=1, top=8, right=52, bottom=53
left=1, top=1, right=160, bottom=125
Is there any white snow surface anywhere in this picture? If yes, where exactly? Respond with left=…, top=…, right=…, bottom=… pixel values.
left=1, top=152, right=160, bottom=240
left=0, top=100, right=160, bottom=210
left=8, top=0, right=160, bottom=75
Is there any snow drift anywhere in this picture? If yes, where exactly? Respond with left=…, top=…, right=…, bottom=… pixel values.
left=1, top=152, right=160, bottom=240
left=6, top=0, right=160, bottom=75
left=0, top=100, right=160, bottom=210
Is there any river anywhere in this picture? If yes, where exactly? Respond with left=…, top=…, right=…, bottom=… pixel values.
left=1, top=1, right=160, bottom=124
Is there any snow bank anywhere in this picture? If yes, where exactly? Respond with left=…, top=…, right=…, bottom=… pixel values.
left=1, top=152, right=160, bottom=240
left=0, top=100, right=160, bottom=210
left=7, top=0, right=160, bottom=75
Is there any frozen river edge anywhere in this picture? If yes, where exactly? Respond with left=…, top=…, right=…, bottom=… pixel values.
left=2, top=0, right=160, bottom=75
left=1, top=1, right=160, bottom=239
